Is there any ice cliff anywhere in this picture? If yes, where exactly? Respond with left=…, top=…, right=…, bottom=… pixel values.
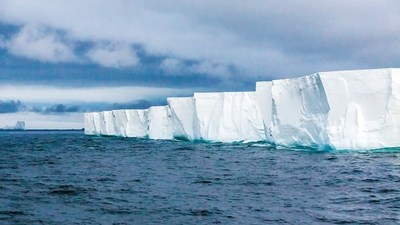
left=1, top=121, right=25, bottom=130
left=84, top=68, right=400, bottom=150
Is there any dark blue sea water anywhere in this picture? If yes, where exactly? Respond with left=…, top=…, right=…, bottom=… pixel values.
left=0, top=131, right=399, bottom=225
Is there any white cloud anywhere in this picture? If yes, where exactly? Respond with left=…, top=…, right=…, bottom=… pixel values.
left=0, top=84, right=193, bottom=104
left=0, top=1, right=399, bottom=77
left=189, top=61, right=231, bottom=78
left=160, top=58, right=184, bottom=74
left=5, top=24, right=77, bottom=63
left=86, top=43, right=139, bottom=68
left=160, top=58, right=231, bottom=78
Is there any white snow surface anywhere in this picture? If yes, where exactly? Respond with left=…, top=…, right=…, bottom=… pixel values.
left=84, top=68, right=400, bottom=150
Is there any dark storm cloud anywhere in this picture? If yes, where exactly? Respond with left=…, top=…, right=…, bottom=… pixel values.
left=84, top=99, right=167, bottom=112
left=0, top=56, right=224, bottom=89
left=9, top=99, right=167, bottom=114
left=32, top=100, right=160, bottom=114
left=0, top=99, right=81, bottom=114
left=0, top=100, right=24, bottom=113
left=110, top=99, right=155, bottom=110
left=40, top=104, right=81, bottom=114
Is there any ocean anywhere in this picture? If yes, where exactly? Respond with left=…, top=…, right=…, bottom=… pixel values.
left=0, top=131, right=399, bottom=224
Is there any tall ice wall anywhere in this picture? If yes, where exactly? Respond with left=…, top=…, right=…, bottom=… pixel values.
left=84, top=68, right=400, bottom=150
left=320, top=68, right=400, bottom=149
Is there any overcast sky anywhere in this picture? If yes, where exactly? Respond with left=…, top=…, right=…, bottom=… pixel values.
left=0, top=1, right=399, bottom=128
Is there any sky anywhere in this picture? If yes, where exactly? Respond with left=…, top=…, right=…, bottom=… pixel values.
left=0, top=0, right=400, bottom=129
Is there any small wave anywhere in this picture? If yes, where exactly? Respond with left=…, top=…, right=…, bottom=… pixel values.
left=173, top=146, right=195, bottom=151
left=48, top=185, right=89, bottom=196
left=193, top=177, right=222, bottom=184
left=0, top=210, right=27, bottom=216
left=361, top=178, right=381, bottom=183
left=189, top=208, right=222, bottom=217
left=96, top=177, right=116, bottom=182
left=335, top=146, right=400, bottom=153
left=239, top=181, right=274, bottom=186
left=249, top=143, right=274, bottom=148
left=377, top=188, right=399, bottom=194
left=100, top=207, right=133, bottom=215
left=193, top=180, right=213, bottom=184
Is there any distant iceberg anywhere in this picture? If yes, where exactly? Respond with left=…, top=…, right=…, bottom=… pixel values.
left=84, top=68, right=400, bottom=150
left=1, top=121, right=25, bottom=130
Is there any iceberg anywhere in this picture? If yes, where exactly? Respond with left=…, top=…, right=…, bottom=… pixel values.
left=125, top=110, right=148, bottom=138
left=193, top=92, right=265, bottom=142
left=255, top=81, right=273, bottom=142
left=148, top=106, right=173, bottom=140
left=84, top=113, right=100, bottom=135
left=167, top=97, right=199, bottom=141
left=1, top=121, right=25, bottom=130
left=112, top=110, right=128, bottom=137
left=319, top=68, right=400, bottom=149
left=193, top=92, right=224, bottom=141
left=84, top=68, right=400, bottom=150
left=270, top=74, right=330, bottom=148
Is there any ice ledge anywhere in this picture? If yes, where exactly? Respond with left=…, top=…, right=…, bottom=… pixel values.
left=85, top=68, right=400, bottom=150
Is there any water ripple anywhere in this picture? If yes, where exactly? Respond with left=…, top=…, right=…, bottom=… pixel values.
left=0, top=131, right=399, bottom=224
